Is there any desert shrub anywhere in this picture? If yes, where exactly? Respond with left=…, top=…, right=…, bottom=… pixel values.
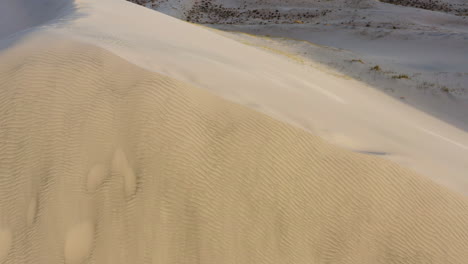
left=392, top=74, right=410, bottom=79
left=350, top=59, right=364, bottom=64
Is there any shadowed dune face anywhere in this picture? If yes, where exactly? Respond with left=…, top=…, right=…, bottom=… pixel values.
left=1, top=34, right=468, bottom=263
left=0, top=0, right=74, bottom=39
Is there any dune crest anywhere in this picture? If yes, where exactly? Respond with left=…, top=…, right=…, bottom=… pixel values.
left=0, top=34, right=467, bottom=263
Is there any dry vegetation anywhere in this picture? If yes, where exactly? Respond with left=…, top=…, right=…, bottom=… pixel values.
left=370, top=65, right=382, bottom=71
left=350, top=59, right=365, bottom=64
left=185, top=0, right=332, bottom=24
left=127, top=0, right=333, bottom=24
left=380, top=0, right=468, bottom=16
left=392, top=74, right=410, bottom=79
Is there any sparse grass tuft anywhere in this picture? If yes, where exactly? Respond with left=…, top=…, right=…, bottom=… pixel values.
left=392, top=74, right=410, bottom=79
left=370, top=65, right=381, bottom=71
left=350, top=59, right=364, bottom=64
left=441, top=86, right=450, bottom=93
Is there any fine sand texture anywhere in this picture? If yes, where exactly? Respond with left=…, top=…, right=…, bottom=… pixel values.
left=1, top=34, right=468, bottom=264
left=47, top=0, right=468, bottom=195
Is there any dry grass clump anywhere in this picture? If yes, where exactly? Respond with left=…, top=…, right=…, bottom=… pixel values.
left=350, top=59, right=364, bottom=64
left=370, top=65, right=381, bottom=71
left=392, top=74, right=410, bottom=79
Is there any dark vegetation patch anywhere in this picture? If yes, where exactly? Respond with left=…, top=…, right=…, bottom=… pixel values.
left=380, top=0, right=468, bottom=16
left=185, top=0, right=332, bottom=24
left=370, top=65, right=382, bottom=72
left=128, top=0, right=467, bottom=18
left=392, top=74, right=410, bottom=79
left=126, top=0, right=332, bottom=25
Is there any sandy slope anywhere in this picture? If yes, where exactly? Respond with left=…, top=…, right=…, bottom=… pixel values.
left=1, top=33, right=468, bottom=264
left=17, top=0, right=465, bottom=195
left=143, top=0, right=468, bottom=131
left=102, top=0, right=468, bottom=194
left=1, top=0, right=468, bottom=263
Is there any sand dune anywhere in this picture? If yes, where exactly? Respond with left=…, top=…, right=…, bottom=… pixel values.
left=35, top=0, right=468, bottom=195
left=1, top=32, right=468, bottom=264
left=1, top=0, right=468, bottom=263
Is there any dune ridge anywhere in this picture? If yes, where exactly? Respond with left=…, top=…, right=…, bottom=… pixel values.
left=0, top=0, right=463, bottom=194
left=1, top=34, right=468, bottom=263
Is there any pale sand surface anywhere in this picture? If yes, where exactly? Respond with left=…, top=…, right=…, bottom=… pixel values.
left=1, top=33, right=468, bottom=263
left=49, top=0, right=468, bottom=194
